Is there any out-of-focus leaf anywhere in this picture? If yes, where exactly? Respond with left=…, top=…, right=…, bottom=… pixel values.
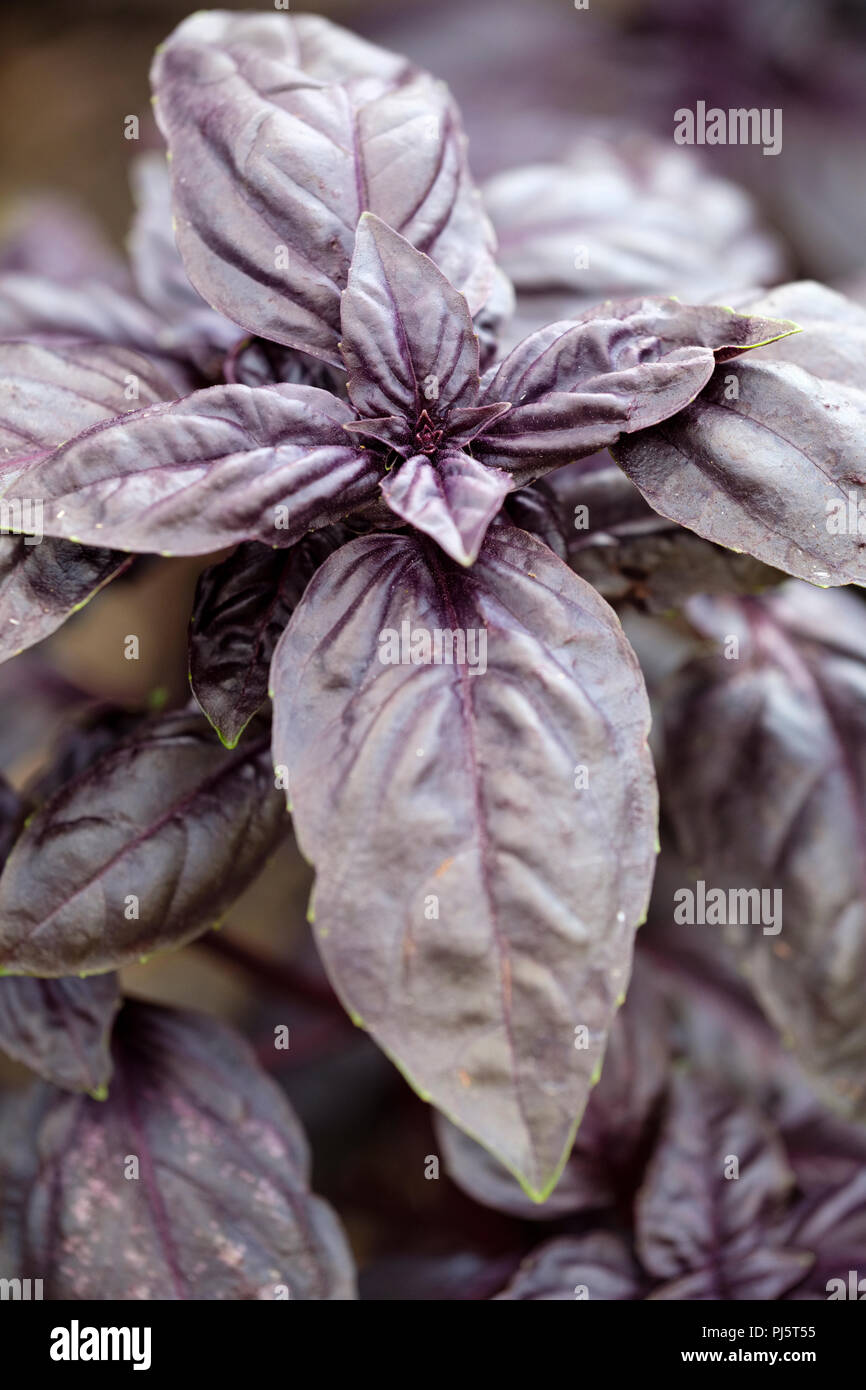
left=0, top=275, right=173, bottom=358
left=0, top=195, right=128, bottom=287
left=127, top=152, right=240, bottom=355
left=476, top=299, right=797, bottom=484
left=0, top=975, right=120, bottom=1095
left=572, top=527, right=783, bottom=611
left=0, top=772, right=25, bottom=866
left=0, top=1001, right=356, bottom=1299
left=495, top=1233, right=643, bottom=1301
left=785, top=1172, right=866, bottom=1300
left=613, top=282, right=866, bottom=586
left=190, top=530, right=348, bottom=747
left=151, top=11, right=495, bottom=364
left=636, top=1074, right=812, bottom=1300
left=271, top=522, right=658, bottom=1201
left=484, top=131, right=786, bottom=343
left=0, top=711, right=287, bottom=976
left=0, top=337, right=189, bottom=482
left=0, top=537, right=130, bottom=665
left=662, top=583, right=866, bottom=1118
left=4, top=383, right=377, bottom=556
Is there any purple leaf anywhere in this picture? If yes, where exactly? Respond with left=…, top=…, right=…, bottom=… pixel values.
left=127, top=152, right=241, bottom=355
left=484, top=131, right=787, bottom=343
left=0, top=194, right=128, bottom=288
left=0, top=274, right=174, bottom=359
left=0, top=337, right=190, bottom=482
left=4, top=383, right=378, bottom=556
left=0, top=537, right=130, bottom=665
left=438, top=967, right=669, bottom=1219
left=0, top=711, right=287, bottom=976
left=662, top=582, right=866, bottom=1120
left=150, top=12, right=495, bottom=365
left=786, top=1172, right=866, bottom=1299
left=476, top=299, right=798, bottom=485
left=190, top=531, right=349, bottom=748
left=636, top=1074, right=812, bottom=1300
left=341, top=214, right=481, bottom=424
left=0, top=1000, right=356, bottom=1299
left=0, top=975, right=119, bottom=1095
left=495, top=1233, right=643, bottom=1301
left=612, top=282, right=866, bottom=586
left=380, top=450, right=511, bottom=566
left=270, top=522, right=657, bottom=1201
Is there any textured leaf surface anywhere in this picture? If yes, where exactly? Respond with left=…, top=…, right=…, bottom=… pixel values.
left=612, top=282, right=866, bottom=585
left=151, top=12, right=495, bottom=363
left=0, top=1001, right=356, bottom=1299
left=476, top=299, right=797, bottom=484
left=437, top=967, right=668, bottom=1218
left=4, top=383, right=377, bottom=556
left=127, top=152, right=239, bottom=353
left=380, top=451, right=511, bottom=567
left=0, top=711, right=287, bottom=976
left=271, top=522, right=657, bottom=1199
left=637, top=1075, right=811, bottom=1300
left=341, top=214, right=481, bottom=422
left=0, top=337, right=189, bottom=482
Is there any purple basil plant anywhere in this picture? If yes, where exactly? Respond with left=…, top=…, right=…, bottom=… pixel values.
left=1, top=9, right=866, bottom=1302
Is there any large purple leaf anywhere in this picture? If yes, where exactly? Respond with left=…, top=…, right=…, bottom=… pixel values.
left=476, top=299, right=797, bottom=485
left=0, top=1000, right=356, bottom=1299
left=495, top=1234, right=643, bottom=1301
left=0, top=537, right=130, bottom=664
left=662, top=583, right=866, bottom=1120
left=270, top=522, right=658, bottom=1201
left=636, top=1075, right=812, bottom=1300
left=612, top=282, right=866, bottom=586
left=0, top=711, right=287, bottom=976
left=150, top=12, right=495, bottom=365
left=3, top=383, right=378, bottom=556
left=341, top=214, right=480, bottom=423
left=0, top=974, right=120, bottom=1096
left=190, top=530, right=348, bottom=748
